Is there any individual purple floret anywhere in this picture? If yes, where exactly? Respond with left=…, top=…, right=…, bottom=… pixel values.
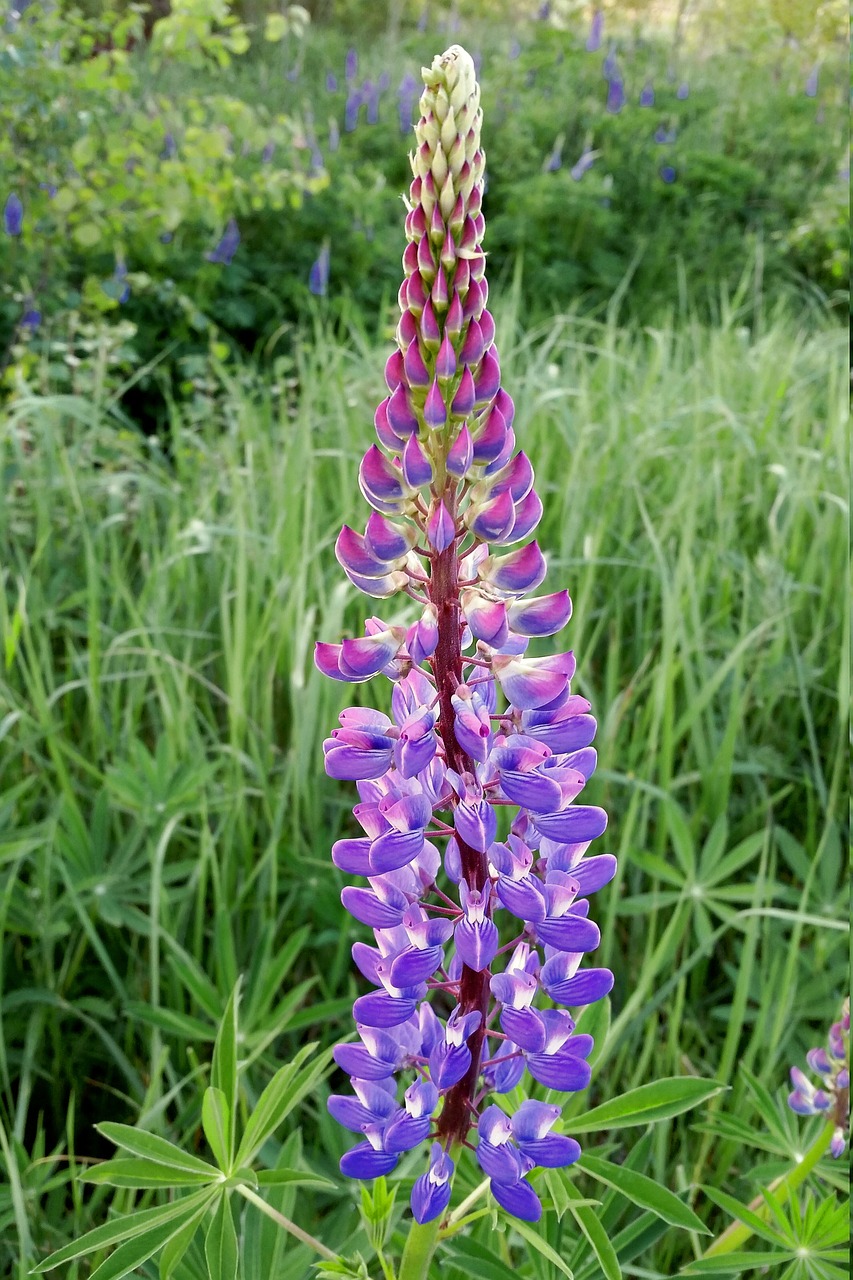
left=570, top=148, right=598, bottom=182
left=586, top=9, right=603, bottom=53
left=4, top=193, right=23, bottom=236
left=316, top=45, right=615, bottom=1227
left=205, top=218, right=240, bottom=266
left=788, top=998, right=849, bottom=1159
left=309, top=245, right=331, bottom=296
left=606, top=78, right=625, bottom=114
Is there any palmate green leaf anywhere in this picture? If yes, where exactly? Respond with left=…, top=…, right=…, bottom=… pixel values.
left=202, top=1086, right=232, bottom=1173
left=159, top=1196, right=212, bottom=1280
left=511, top=1216, right=577, bottom=1279
left=557, top=1178, right=620, bottom=1280
left=210, top=980, right=241, bottom=1161
left=700, top=1184, right=785, bottom=1246
left=32, top=1186, right=215, bottom=1272
left=569, top=1078, right=725, bottom=1134
left=82, top=1157, right=217, bottom=1189
left=682, top=1251, right=795, bottom=1274
left=97, top=1122, right=218, bottom=1178
left=234, top=1042, right=332, bottom=1167
left=205, top=1192, right=238, bottom=1280
left=578, top=1153, right=710, bottom=1234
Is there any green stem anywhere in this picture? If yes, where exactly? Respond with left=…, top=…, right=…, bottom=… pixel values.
left=398, top=1214, right=443, bottom=1280
left=701, top=1121, right=834, bottom=1259
left=236, top=1185, right=339, bottom=1261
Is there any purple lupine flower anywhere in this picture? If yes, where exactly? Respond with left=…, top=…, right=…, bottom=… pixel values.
left=570, top=148, right=598, bottom=181
left=21, top=301, right=41, bottom=331
left=655, top=125, right=677, bottom=144
left=676, top=81, right=689, bottom=100
left=398, top=72, right=419, bottom=133
left=601, top=46, right=618, bottom=80
left=161, top=131, right=177, bottom=159
left=316, top=44, right=614, bottom=1225
left=326, top=71, right=338, bottom=93
left=586, top=9, right=603, bottom=52
left=805, top=64, right=819, bottom=98
left=4, top=193, right=23, bottom=236
left=262, top=140, right=275, bottom=163
left=509, top=39, right=521, bottom=60
left=639, top=81, right=654, bottom=107
left=545, top=139, right=563, bottom=172
left=108, top=258, right=130, bottom=303
left=363, top=79, right=381, bottom=125
left=38, top=181, right=58, bottom=199
left=205, top=218, right=240, bottom=265
left=538, top=1, right=551, bottom=18
left=345, top=48, right=358, bottom=82
left=417, top=8, right=428, bottom=33
left=345, top=87, right=363, bottom=132
left=329, top=119, right=341, bottom=152
left=309, top=244, right=331, bottom=296
left=606, top=78, right=624, bottom=114
left=788, top=998, right=849, bottom=1158
left=660, top=165, right=677, bottom=184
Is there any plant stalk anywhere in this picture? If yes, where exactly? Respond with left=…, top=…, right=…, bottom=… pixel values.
left=398, top=1212, right=443, bottom=1280
left=236, top=1185, right=339, bottom=1261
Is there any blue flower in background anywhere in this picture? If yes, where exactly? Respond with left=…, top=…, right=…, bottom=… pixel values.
left=805, top=64, right=819, bottom=97
left=655, top=125, right=677, bottom=144
left=345, top=48, right=358, bottom=82
left=114, top=259, right=130, bottom=303
left=586, top=8, right=603, bottom=52
left=161, top=132, right=177, bottom=159
left=378, top=71, right=391, bottom=92
left=676, top=81, right=689, bottom=100
left=417, top=7, right=428, bottom=32
left=21, top=301, right=41, bottom=331
left=363, top=79, right=380, bottom=125
left=538, top=1, right=551, bottom=18
left=4, top=192, right=23, bottom=235
left=398, top=72, right=418, bottom=133
left=660, top=165, right=677, bottom=183
left=606, top=78, right=625, bottom=114
left=345, top=88, right=362, bottom=132
left=309, top=244, right=330, bottom=296
left=545, top=139, right=563, bottom=171
left=509, top=39, right=521, bottom=60
left=205, top=218, right=240, bottom=266
left=326, top=71, right=338, bottom=93
left=570, top=148, right=598, bottom=181
left=329, top=119, right=341, bottom=151
left=38, top=181, right=57, bottom=198
left=262, top=140, right=275, bottom=163
left=640, top=81, right=654, bottom=107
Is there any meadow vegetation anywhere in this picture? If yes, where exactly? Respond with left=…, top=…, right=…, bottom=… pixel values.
left=0, top=1, right=849, bottom=1276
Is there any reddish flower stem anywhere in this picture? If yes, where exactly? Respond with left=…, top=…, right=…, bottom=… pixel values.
left=428, top=488, right=492, bottom=1144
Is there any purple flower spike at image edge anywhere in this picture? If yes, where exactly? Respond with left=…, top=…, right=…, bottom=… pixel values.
left=315, top=44, right=615, bottom=1226
left=787, top=997, right=849, bottom=1159
left=205, top=218, right=240, bottom=266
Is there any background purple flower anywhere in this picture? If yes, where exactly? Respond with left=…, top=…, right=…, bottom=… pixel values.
left=205, top=218, right=240, bottom=266
left=4, top=193, right=23, bottom=236
left=309, top=244, right=331, bottom=296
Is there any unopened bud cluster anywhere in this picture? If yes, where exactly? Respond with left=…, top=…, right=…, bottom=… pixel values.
left=315, top=47, right=614, bottom=1225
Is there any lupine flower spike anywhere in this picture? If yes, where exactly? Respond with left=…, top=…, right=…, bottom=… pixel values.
left=788, top=998, right=850, bottom=1159
left=316, top=45, right=615, bottom=1226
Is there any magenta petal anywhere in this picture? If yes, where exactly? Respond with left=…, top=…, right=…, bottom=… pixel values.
left=314, top=641, right=347, bottom=680
left=507, top=590, right=572, bottom=636
left=404, top=338, right=431, bottom=387
left=470, top=489, right=516, bottom=542
left=474, top=347, right=501, bottom=405
left=387, top=383, right=419, bottom=436
left=451, top=366, right=476, bottom=417
left=421, top=296, right=440, bottom=346
left=460, top=319, right=485, bottom=367
left=472, top=405, right=508, bottom=464
left=385, top=350, right=405, bottom=391
left=427, top=501, right=456, bottom=551
left=339, top=630, right=403, bottom=678
left=403, top=434, right=433, bottom=487
left=360, top=445, right=409, bottom=501
left=480, top=543, right=547, bottom=595
left=336, top=525, right=392, bottom=577
left=447, top=424, right=474, bottom=476
left=492, top=652, right=575, bottom=710
left=436, top=334, right=457, bottom=380
left=462, top=590, right=509, bottom=646
left=505, top=489, right=543, bottom=543
left=423, top=379, right=447, bottom=428
left=364, top=512, right=414, bottom=561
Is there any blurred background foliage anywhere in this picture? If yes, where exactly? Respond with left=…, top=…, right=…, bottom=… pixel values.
left=1, top=0, right=848, bottom=428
